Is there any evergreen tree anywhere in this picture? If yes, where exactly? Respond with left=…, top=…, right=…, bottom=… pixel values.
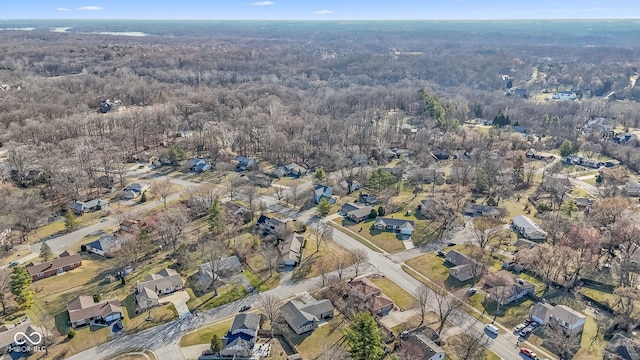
left=367, top=168, right=396, bottom=196
left=317, top=197, right=332, bottom=217
left=168, top=146, right=186, bottom=166
left=377, top=206, right=385, bottom=216
left=64, top=210, right=78, bottom=232
left=559, top=139, right=574, bottom=157
left=493, top=113, right=511, bottom=127
left=210, top=334, right=222, bottom=353
left=11, top=267, right=35, bottom=310
left=369, top=209, right=378, bottom=219
left=313, top=168, right=326, bottom=183
left=140, top=191, right=148, bottom=203
left=208, top=199, right=226, bottom=235
left=39, top=242, right=54, bottom=262
left=343, top=312, right=384, bottom=360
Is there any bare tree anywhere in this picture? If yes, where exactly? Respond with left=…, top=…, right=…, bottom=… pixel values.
left=470, top=215, right=503, bottom=251
left=259, top=293, right=282, bottom=337
left=414, top=283, right=431, bottom=328
left=433, top=285, right=463, bottom=335
left=0, top=271, right=12, bottom=315
left=157, top=206, right=190, bottom=253
left=351, top=248, right=369, bottom=277
left=226, top=174, right=244, bottom=201
left=336, top=254, right=348, bottom=281
left=151, top=178, right=173, bottom=207
left=199, top=235, right=228, bottom=296
left=311, top=221, right=333, bottom=252
left=483, top=271, right=513, bottom=314
left=451, top=330, right=488, bottom=360
left=260, top=245, right=280, bottom=278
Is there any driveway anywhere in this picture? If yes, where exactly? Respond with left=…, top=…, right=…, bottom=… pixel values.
left=163, top=291, right=191, bottom=318
left=378, top=308, right=419, bottom=329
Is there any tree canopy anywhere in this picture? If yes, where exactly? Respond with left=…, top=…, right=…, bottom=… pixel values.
left=343, top=311, right=384, bottom=360
left=11, top=267, right=35, bottom=310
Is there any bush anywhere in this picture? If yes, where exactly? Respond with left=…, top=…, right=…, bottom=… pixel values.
left=140, top=191, right=148, bottom=203
left=93, top=294, right=101, bottom=302
left=369, top=209, right=378, bottom=219
left=67, top=329, right=76, bottom=339
left=80, top=244, right=87, bottom=252
left=297, top=224, right=307, bottom=233
left=377, top=206, right=385, bottom=216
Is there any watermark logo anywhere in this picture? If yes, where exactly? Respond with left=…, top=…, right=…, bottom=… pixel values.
left=9, top=331, right=46, bottom=353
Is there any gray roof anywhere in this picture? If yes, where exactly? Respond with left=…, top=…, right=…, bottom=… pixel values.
left=373, top=217, right=414, bottom=229
left=137, top=268, right=182, bottom=293
left=512, top=215, right=547, bottom=239
left=299, top=299, right=334, bottom=318
left=281, top=299, right=334, bottom=330
left=553, top=304, right=586, bottom=324
left=347, top=206, right=374, bottom=219
left=445, top=250, right=473, bottom=266
left=604, top=333, right=640, bottom=360
left=198, top=256, right=242, bottom=279
left=230, top=313, right=260, bottom=333
left=531, top=302, right=554, bottom=322
left=279, top=234, right=304, bottom=263
left=341, top=203, right=360, bottom=213
left=0, top=318, right=44, bottom=348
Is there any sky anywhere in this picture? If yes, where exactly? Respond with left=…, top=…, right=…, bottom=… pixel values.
left=3, top=0, right=640, bottom=20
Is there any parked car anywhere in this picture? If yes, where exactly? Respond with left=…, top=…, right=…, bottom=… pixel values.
left=467, top=287, right=477, bottom=295
left=437, top=250, right=446, bottom=257
left=484, top=324, right=499, bottom=335
left=239, top=305, right=251, bottom=312
left=8, top=261, right=19, bottom=268
left=514, top=323, right=526, bottom=332
left=520, top=347, right=537, bottom=359
left=519, top=327, right=533, bottom=338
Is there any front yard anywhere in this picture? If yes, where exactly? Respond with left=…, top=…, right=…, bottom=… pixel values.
left=180, top=318, right=233, bottom=347
left=370, top=276, right=417, bottom=310
left=186, top=284, right=247, bottom=311
left=331, top=218, right=406, bottom=253
left=290, top=314, right=348, bottom=360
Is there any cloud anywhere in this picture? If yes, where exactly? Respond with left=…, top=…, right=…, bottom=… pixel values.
left=56, top=7, right=70, bottom=12
left=315, top=10, right=333, bottom=14
left=78, top=6, right=104, bottom=11
left=251, top=1, right=274, bottom=6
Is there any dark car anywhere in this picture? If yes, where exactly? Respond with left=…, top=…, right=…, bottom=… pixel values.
left=239, top=305, right=251, bottom=312
left=447, top=242, right=456, bottom=247
left=8, top=261, right=19, bottom=268
left=437, top=250, right=446, bottom=257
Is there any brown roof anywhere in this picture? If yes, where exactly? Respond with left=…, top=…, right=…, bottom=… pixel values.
left=25, top=252, right=82, bottom=277
left=367, top=294, right=394, bottom=311
left=67, top=296, right=122, bottom=324
left=350, top=276, right=381, bottom=297
left=0, top=317, right=44, bottom=348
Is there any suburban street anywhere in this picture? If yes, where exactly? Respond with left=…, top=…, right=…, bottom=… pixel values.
left=45, top=166, right=556, bottom=360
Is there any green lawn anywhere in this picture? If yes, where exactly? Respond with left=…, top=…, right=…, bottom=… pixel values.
left=370, top=277, right=417, bottom=310
left=332, top=218, right=406, bottom=253
left=574, top=316, right=607, bottom=360
left=466, top=293, right=536, bottom=328
left=186, top=284, right=247, bottom=311
left=405, top=253, right=451, bottom=286
left=244, top=269, right=281, bottom=292
left=329, top=220, right=382, bottom=253
left=515, top=272, right=546, bottom=296
left=121, top=294, right=178, bottom=333
left=580, top=287, right=616, bottom=308
left=291, top=314, right=348, bottom=360
left=180, top=318, right=234, bottom=347
left=572, top=187, right=591, bottom=198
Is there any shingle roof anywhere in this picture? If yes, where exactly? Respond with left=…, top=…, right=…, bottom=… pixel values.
left=26, top=251, right=82, bottom=277
left=0, top=318, right=44, bottom=348
left=281, top=301, right=317, bottom=329
left=230, top=313, right=260, bottom=333
left=67, top=296, right=122, bottom=324
left=87, top=235, right=122, bottom=252
left=137, top=268, right=182, bottom=293
left=373, top=217, right=414, bottom=229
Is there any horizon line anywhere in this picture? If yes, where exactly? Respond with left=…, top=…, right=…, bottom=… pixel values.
left=2, top=17, right=640, bottom=22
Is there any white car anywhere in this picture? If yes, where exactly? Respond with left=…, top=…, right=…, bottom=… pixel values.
left=484, top=324, right=499, bottom=335
left=514, top=323, right=526, bottom=332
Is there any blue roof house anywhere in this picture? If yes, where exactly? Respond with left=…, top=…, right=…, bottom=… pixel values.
left=313, top=185, right=334, bottom=204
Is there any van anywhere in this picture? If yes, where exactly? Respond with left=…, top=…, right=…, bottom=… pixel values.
left=485, top=324, right=499, bottom=335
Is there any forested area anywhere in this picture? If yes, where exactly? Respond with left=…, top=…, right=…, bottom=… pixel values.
left=1, top=22, right=640, bottom=240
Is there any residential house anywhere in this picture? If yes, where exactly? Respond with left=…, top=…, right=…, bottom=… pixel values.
left=221, top=313, right=260, bottom=358
left=445, top=250, right=484, bottom=282
left=462, top=203, right=501, bottom=218
left=422, top=169, right=446, bottom=185
left=135, top=268, right=183, bottom=312
left=485, top=273, right=535, bottom=306
left=399, top=123, right=418, bottom=134
left=373, top=217, right=415, bottom=236
left=234, top=156, right=256, bottom=171
left=349, top=276, right=395, bottom=316
left=99, top=99, right=111, bottom=113
left=0, top=317, right=44, bottom=355
left=530, top=303, right=587, bottom=336
left=574, top=197, right=594, bottom=210
left=275, top=163, right=306, bottom=177
left=256, top=215, right=287, bottom=235
left=340, top=203, right=361, bottom=215
left=71, top=199, right=109, bottom=215
left=223, top=202, right=249, bottom=223
left=85, top=235, right=123, bottom=258
left=511, top=215, right=547, bottom=241
left=189, top=158, right=212, bottom=173
left=552, top=91, right=577, bottom=101
left=605, top=159, right=621, bottom=168
left=625, top=180, right=640, bottom=197
left=346, top=205, right=374, bottom=223
left=280, top=298, right=334, bottom=335
left=339, top=179, right=361, bottom=194
left=123, top=182, right=149, bottom=199
left=613, top=133, right=638, bottom=145
left=583, top=117, right=613, bottom=135
left=431, top=149, right=450, bottom=161
left=543, top=177, right=573, bottom=200
left=194, top=256, right=242, bottom=290
left=583, top=159, right=603, bottom=169
left=278, top=234, right=304, bottom=266
left=25, top=251, right=82, bottom=282
left=67, top=296, right=123, bottom=328
left=358, top=193, right=377, bottom=205
left=313, top=185, right=334, bottom=204
left=525, top=148, right=554, bottom=160
left=603, top=333, right=640, bottom=360
left=400, top=332, right=446, bottom=360
left=514, top=238, right=539, bottom=252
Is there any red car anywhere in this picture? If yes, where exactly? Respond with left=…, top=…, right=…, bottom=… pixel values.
left=520, top=347, right=538, bottom=359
